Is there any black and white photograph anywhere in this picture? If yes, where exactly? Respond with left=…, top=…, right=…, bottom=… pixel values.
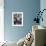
left=12, top=12, right=23, bottom=26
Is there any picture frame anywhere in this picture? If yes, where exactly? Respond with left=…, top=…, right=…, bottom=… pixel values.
left=12, top=12, right=23, bottom=26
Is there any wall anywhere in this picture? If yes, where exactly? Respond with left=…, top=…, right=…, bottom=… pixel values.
left=0, top=0, right=4, bottom=42
left=4, top=0, right=40, bottom=42
left=40, top=0, right=46, bottom=27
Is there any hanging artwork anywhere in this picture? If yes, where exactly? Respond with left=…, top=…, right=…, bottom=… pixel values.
left=12, top=12, right=23, bottom=26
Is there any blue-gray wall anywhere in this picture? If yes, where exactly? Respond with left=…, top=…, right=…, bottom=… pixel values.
left=40, top=0, right=46, bottom=27
left=4, top=0, right=40, bottom=42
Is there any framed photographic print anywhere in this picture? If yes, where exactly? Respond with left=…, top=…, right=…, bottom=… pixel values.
left=12, top=12, right=23, bottom=26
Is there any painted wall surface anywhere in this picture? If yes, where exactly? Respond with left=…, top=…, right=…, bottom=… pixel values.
left=0, top=0, right=4, bottom=42
left=40, top=0, right=46, bottom=27
left=4, top=0, right=40, bottom=42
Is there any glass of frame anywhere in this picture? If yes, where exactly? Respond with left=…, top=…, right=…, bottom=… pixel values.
left=12, top=12, right=23, bottom=26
